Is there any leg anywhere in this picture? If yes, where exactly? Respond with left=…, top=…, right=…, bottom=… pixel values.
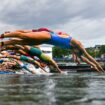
left=1, top=32, right=24, bottom=39
left=1, top=31, right=50, bottom=40
left=23, top=45, right=31, bottom=52
left=0, top=39, right=34, bottom=48
left=81, top=56, right=100, bottom=72
left=13, top=45, right=32, bottom=54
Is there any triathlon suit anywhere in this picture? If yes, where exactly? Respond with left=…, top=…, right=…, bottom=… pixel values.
left=32, top=28, right=72, bottom=49
left=20, top=55, right=31, bottom=62
left=46, top=32, right=72, bottom=49
left=20, top=55, right=39, bottom=69
left=28, top=47, right=51, bottom=64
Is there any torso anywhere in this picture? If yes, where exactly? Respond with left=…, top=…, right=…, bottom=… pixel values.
left=45, top=32, right=72, bottom=49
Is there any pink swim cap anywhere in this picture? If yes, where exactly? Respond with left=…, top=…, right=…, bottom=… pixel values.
left=32, top=28, right=52, bottom=32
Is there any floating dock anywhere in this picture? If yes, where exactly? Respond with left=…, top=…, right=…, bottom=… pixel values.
left=59, top=65, right=105, bottom=72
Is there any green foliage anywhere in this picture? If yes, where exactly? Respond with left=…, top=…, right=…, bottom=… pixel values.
left=99, top=45, right=105, bottom=56
left=52, top=45, right=105, bottom=58
left=86, top=48, right=96, bottom=57
left=52, top=46, right=71, bottom=58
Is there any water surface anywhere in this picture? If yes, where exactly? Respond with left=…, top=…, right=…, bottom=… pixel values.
left=0, top=72, right=105, bottom=105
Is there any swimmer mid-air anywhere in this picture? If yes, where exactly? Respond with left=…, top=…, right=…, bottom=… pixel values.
left=0, top=28, right=103, bottom=72
left=1, top=45, right=62, bottom=73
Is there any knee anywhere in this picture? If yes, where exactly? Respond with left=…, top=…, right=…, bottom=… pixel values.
left=24, top=45, right=30, bottom=50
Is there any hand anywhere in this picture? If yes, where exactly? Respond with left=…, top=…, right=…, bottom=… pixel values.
left=91, top=65, right=101, bottom=72
left=97, top=65, right=104, bottom=72
left=60, top=71, right=68, bottom=74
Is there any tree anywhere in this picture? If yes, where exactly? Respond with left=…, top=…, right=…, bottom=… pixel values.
left=86, top=47, right=96, bottom=57
left=52, top=46, right=71, bottom=58
left=99, top=45, right=105, bottom=56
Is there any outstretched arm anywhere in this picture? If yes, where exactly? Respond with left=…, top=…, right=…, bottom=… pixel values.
left=2, top=45, right=17, bottom=50
left=72, top=51, right=81, bottom=64
left=33, top=60, right=48, bottom=73
left=49, top=59, right=62, bottom=73
left=14, top=45, right=25, bottom=50
left=81, top=49, right=103, bottom=72
left=80, top=56, right=99, bottom=72
left=72, top=39, right=104, bottom=72
left=1, top=45, right=29, bottom=56
left=0, top=39, right=32, bottom=47
left=42, top=54, right=62, bottom=73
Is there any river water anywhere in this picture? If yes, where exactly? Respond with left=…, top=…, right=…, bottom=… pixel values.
left=0, top=72, right=105, bottom=105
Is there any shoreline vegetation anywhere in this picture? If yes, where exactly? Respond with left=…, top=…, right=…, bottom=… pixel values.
left=53, top=45, right=105, bottom=59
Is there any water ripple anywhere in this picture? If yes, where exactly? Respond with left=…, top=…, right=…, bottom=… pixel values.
left=0, top=73, right=104, bottom=105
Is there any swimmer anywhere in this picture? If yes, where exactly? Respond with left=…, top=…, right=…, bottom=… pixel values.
left=1, top=45, right=62, bottom=73
left=0, top=28, right=103, bottom=72
left=0, top=54, right=47, bottom=74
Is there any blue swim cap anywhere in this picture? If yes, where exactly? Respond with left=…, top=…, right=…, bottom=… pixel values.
left=0, top=59, right=4, bottom=63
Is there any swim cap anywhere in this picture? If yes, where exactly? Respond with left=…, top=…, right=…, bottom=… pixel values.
left=32, top=27, right=52, bottom=32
